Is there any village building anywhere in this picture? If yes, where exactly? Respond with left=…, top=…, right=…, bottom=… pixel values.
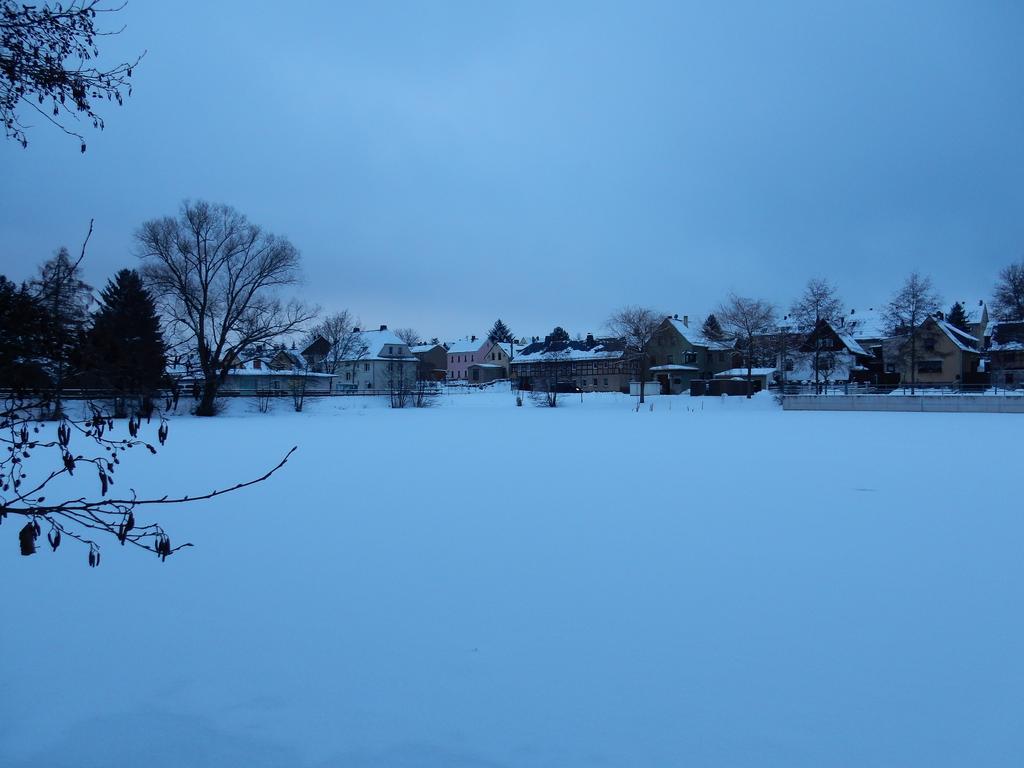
left=334, top=325, right=418, bottom=392
left=648, top=314, right=737, bottom=394
left=791, top=319, right=874, bottom=385
left=446, top=336, right=515, bottom=381
left=884, top=314, right=982, bottom=388
left=987, top=321, right=1024, bottom=389
left=410, top=343, right=447, bottom=381
left=512, top=334, right=637, bottom=393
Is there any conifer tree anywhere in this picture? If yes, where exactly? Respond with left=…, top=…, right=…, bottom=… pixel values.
left=701, top=313, right=725, bottom=341
left=488, top=318, right=514, bottom=343
left=31, top=247, right=93, bottom=416
left=946, top=301, right=970, bottom=333
left=84, top=269, right=167, bottom=414
left=0, top=276, right=48, bottom=389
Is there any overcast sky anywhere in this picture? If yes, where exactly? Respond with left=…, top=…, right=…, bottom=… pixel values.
left=2, top=1, right=1022, bottom=341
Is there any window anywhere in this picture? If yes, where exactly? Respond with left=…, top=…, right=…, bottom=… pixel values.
left=923, top=337, right=936, bottom=352
left=363, top=363, right=370, bottom=372
left=387, top=346, right=393, bottom=354
left=603, top=378, right=608, bottom=385
left=918, top=360, right=942, bottom=374
left=820, top=336, right=834, bottom=349
left=593, top=378, right=598, bottom=385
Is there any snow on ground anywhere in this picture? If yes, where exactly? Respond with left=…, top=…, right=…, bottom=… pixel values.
left=2, top=387, right=1022, bottom=767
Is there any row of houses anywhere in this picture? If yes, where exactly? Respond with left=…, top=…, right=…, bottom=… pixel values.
left=199, top=301, right=1024, bottom=396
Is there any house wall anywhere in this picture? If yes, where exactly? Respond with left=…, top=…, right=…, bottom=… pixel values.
left=512, top=359, right=636, bottom=392
left=448, top=340, right=510, bottom=380
left=889, top=323, right=978, bottom=386
left=335, top=359, right=417, bottom=391
left=650, top=321, right=734, bottom=388
left=414, top=346, right=448, bottom=380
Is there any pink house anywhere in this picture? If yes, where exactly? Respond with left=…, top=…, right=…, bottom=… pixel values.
left=446, top=336, right=514, bottom=381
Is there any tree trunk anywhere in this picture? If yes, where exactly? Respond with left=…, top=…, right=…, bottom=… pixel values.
left=196, top=379, right=219, bottom=416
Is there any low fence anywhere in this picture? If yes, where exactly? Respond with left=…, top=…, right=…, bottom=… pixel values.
left=782, top=394, right=1024, bottom=413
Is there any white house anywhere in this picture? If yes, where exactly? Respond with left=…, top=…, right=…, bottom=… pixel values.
left=335, top=325, right=419, bottom=392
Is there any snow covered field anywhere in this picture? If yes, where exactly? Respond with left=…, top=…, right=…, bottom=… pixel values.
left=2, top=388, right=1022, bottom=767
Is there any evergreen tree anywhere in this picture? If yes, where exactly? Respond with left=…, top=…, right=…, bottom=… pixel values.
left=946, top=301, right=970, bottom=333
left=0, top=276, right=48, bottom=390
left=549, top=326, right=570, bottom=343
left=84, top=269, right=167, bottom=411
left=701, top=313, right=725, bottom=341
left=488, top=318, right=514, bottom=343
left=31, top=248, right=93, bottom=415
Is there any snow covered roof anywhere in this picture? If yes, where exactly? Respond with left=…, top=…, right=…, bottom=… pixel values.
left=411, top=343, right=443, bottom=354
left=512, top=336, right=627, bottom=363
left=840, top=307, right=889, bottom=340
left=714, top=367, right=776, bottom=378
left=964, top=301, right=988, bottom=324
left=823, top=320, right=870, bottom=357
left=649, top=364, right=700, bottom=372
left=446, top=337, right=487, bottom=354
left=932, top=318, right=979, bottom=352
left=666, top=318, right=735, bottom=350
left=470, top=363, right=505, bottom=369
left=989, top=321, right=1024, bottom=352
left=225, top=369, right=335, bottom=378
left=350, top=329, right=418, bottom=362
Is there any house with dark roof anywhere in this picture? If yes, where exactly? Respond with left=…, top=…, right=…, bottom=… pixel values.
left=511, top=333, right=637, bottom=393
left=987, top=321, right=1024, bottom=389
left=884, top=314, right=983, bottom=388
left=791, top=319, right=875, bottom=386
left=648, top=314, right=737, bottom=394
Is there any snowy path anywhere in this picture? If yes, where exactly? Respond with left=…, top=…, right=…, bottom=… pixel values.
left=2, top=391, right=1021, bottom=767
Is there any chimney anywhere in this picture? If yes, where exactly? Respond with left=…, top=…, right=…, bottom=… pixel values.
left=586, top=333, right=595, bottom=345
left=379, top=324, right=387, bottom=331
left=673, top=313, right=678, bottom=320
left=471, top=335, right=477, bottom=342
left=353, top=327, right=360, bottom=333
left=683, top=315, right=689, bottom=327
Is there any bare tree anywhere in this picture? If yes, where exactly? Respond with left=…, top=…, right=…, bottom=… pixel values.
left=386, top=357, right=415, bottom=409
left=305, top=310, right=367, bottom=377
left=31, top=241, right=93, bottom=417
left=1, top=1, right=143, bottom=151
left=607, top=305, right=662, bottom=404
left=992, top=261, right=1024, bottom=321
left=883, top=271, right=941, bottom=394
left=393, top=327, right=420, bottom=347
left=791, top=278, right=844, bottom=390
left=137, top=201, right=316, bottom=416
left=716, top=294, right=777, bottom=398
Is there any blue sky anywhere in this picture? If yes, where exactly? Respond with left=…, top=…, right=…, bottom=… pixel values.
left=2, top=1, right=1022, bottom=340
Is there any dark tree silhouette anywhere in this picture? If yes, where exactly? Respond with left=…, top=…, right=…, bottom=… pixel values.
left=549, top=326, right=570, bottom=343
left=946, top=301, right=970, bottom=333
left=701, top=314, right=725, bottom=342
left=488, top=319, right=514, bottom=343
left=31, top=241, right=93, bottom=417
left=607, top=305, right=662, bottom=404
left=716, top=294, right=777, bottom=398
left=137, top=200, right=316, bottom=416
left=1, top=1, right=142, bottom=150
left=992, top=261, right=1024, bottom=321
left=82, top=268, right=167, bottom=415
left=883, top=272, right=940, bottom=394
left=0, top=275, right=49, bottom=389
